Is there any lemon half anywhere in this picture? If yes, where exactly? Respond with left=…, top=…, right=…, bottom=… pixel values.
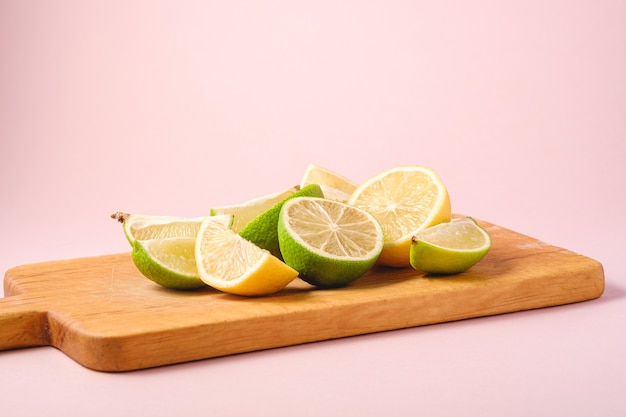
left=348, top=166, right=451, bottom=267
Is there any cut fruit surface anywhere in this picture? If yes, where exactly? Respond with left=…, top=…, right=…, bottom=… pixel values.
left=195, top=217, right=299, bottom=296
left=410, top=217, right=491, bottom=274
left=348, top=166, right=451, bottom=267
left=278, top=196, right=384, bottom=288
left=112, top=212, right=232, bottom=245
left=210, top=186, right=299, bottom=233
left=299, top=163, right=358, bottom=203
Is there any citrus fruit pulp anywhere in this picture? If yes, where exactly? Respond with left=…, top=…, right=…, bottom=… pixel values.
left=195, top=217, right=299, bottom=296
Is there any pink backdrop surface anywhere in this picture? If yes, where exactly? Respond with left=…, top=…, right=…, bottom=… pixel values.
left=1, top=1, right=625, bottom=416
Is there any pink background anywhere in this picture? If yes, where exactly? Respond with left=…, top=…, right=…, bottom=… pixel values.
left=1, top=1, right=625, bottom=415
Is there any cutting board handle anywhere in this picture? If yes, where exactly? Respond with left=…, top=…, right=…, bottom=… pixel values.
left=0, top=296, right=49, bottom=350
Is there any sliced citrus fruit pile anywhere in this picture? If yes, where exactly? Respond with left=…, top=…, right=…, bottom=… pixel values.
left=278, top=197, right=384, bottom=288
left=348, top=166, right=451, bottom=267
left=195, top=218, right=299, bottom=296
left=113, top=163, right=491, bottom=295
left=299, top=163, right=358, bottom=203
left=410, top=217, right=491, bottom=274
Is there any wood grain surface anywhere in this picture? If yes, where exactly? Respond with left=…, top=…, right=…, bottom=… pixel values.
left=0, top=220, right=604, bottom=372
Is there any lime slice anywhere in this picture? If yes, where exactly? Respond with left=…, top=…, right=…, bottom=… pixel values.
left=348, top=166, right=451, bottom=267
left=111, top=212, right=233, bottom=245
left=210, top=185, right=299, bottom=233
left=239, top=183, right=324, bottom=259
left=409, top=217, right=491, bottom=274
left=195, top=217, right=299, bottom=296
left=277, top=196, right=384, bottom=288
left=132, top=238, right=205, bottom=290
left=124, top=214, right=233, bottom=290
left=299, top=163, right=358, bottom=203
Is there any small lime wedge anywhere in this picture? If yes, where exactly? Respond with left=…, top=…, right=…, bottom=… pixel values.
left=132, top=238, right=205, bottom=289
left=409, top=217, right=491, bottom=274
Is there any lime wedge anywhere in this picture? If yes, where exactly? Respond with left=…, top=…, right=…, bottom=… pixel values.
left=409, top=217, right=491, bottom=274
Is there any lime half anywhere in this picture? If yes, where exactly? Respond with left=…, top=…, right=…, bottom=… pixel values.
left=409, top=217, right=491, bottom=274
left=278, top=196, right=384, bottom=288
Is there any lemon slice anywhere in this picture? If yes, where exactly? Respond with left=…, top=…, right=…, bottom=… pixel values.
left=132, top=237, right=206, bottom=289
left=111, top=212, right=233, bottom=245
left=239, top=184, right=324, bottom=259
left=348, top=166, right=451, bottom=267
left=210, top=185, right=299, bottom=233
left=410, top=217, right=491, bottom=274
left=278, top=197, right=384, bottom=288
left=195, top=217, right=299, bottom=296
left=299, top=163, right=358, bottom=203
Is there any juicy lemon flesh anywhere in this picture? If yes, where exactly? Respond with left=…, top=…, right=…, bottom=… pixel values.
left=285, top=197, right=381, bottom=259
left=196, top=219, right=298, bottom=296
left=351, top=169, right=444, bottom=242
left=197, top=221, right=265, bottom=281
left=348, top=166, right=451, bottom=267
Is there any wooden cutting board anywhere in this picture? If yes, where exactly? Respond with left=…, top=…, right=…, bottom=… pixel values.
left=0, top=219, right=604, bottom=372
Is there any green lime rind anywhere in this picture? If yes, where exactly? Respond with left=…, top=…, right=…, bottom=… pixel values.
left=239, top=184, right=324, bottom=259
left=277, top=197, right=383, bottom=288
left=409, top=217, right=491, bottom=275
left=131, top=239, right=206, bottom=290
